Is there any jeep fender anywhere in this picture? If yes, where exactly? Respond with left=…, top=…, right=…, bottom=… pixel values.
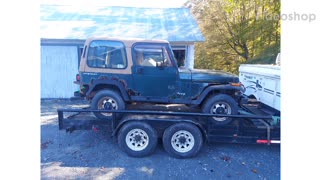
left=195, top=84, right=243, bottom=104
left=86, top=79, right=130, bottom=101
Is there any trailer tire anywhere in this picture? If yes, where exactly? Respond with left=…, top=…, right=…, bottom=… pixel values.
left=162, top=123, right=203, bottom=159
left=202, top=94, right=238, bottom=125
left=91, top=90, right=125, bottom=120
left=118, top=121, right=158, bottom=157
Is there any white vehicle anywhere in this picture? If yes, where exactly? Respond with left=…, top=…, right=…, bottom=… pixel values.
left=239, top=54, right=280, bottom=112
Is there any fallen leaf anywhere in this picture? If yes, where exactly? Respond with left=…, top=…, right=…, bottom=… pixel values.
left=41, top=143, right=48, bottom=149
left=203, top=167, right=207, bottom=171
left=41, top=141, right=53, bottom=149
left=220, top=156, right=231, bottom=161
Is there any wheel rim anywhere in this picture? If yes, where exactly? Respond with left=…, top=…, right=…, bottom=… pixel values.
left=210, top=101, right=232, bottom=121
left=125, top=129, right=149, bottom=151
left=97, top=96, right=118, bottom=116
left=171, top=130, right=195, bottom=153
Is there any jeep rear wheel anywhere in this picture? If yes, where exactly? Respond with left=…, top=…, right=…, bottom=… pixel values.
left=202, top=94, right=238, bottom=125
left=91, top=90, right=125, bottom=120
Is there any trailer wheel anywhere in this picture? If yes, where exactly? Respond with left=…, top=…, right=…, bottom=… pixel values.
left=162, top=123, right=203, bottom=159
left=202, top=94, right=238, bottom=125
left=118, top=121, right=158, bottom=157
left=91, top=90, right=125, bottom=120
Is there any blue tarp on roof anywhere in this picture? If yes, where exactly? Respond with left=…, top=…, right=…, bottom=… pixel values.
left=40, top=5, right=205, bottom=42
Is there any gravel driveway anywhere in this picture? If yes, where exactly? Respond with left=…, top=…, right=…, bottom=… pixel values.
left=41, top=99, right=280, bottom=179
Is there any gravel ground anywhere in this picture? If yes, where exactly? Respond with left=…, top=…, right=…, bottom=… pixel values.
left=41, top=99, right=280, bottom=180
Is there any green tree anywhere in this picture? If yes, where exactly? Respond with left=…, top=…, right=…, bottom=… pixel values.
left=185, top=0, right=280, bottom=74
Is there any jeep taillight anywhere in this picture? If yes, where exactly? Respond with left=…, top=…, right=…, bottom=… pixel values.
left=230, top=82, right=241, bottom=87
left=76, top=74, right=80, bottom=81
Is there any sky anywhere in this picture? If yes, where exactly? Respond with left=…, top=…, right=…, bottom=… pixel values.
left=40, top=0, right=188, bottom=8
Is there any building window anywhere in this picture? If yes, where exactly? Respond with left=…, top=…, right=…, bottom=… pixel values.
left=87, top=40, right=127, bottom=69
left=171, top=46, right=186, bottom=68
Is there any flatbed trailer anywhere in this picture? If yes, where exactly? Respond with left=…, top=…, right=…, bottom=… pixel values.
left=58, top=103, right=280, bottom=158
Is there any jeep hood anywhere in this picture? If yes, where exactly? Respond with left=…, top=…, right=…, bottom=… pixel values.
left=179, top=69, right=239, bottom=84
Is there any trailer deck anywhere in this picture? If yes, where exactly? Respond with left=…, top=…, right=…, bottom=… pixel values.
left=58, top=103, right=280, bottom=148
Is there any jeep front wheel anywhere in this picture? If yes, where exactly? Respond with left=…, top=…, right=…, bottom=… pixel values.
left=91, top=90, right=125, bottom=120
left=202, top=94, right=238, bottom=125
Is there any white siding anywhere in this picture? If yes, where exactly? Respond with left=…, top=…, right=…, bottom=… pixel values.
left=186, top=44, right=195, bottom=69
left=41, top=46, right=79, bottom=98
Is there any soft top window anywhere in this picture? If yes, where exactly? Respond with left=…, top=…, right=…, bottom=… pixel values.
left=87, top=40, right=127, bottom=69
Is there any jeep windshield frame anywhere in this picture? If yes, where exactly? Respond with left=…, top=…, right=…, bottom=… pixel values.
left=167, top=44, right=178, bottom=68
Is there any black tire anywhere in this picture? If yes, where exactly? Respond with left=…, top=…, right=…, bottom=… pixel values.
left=202, top=94, right=238, bottom=125
left=91, top=90, right=125, bottom=120
left=118, top=121, right=158, bottom=157
left=162, top=123, right=203, bottom=159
